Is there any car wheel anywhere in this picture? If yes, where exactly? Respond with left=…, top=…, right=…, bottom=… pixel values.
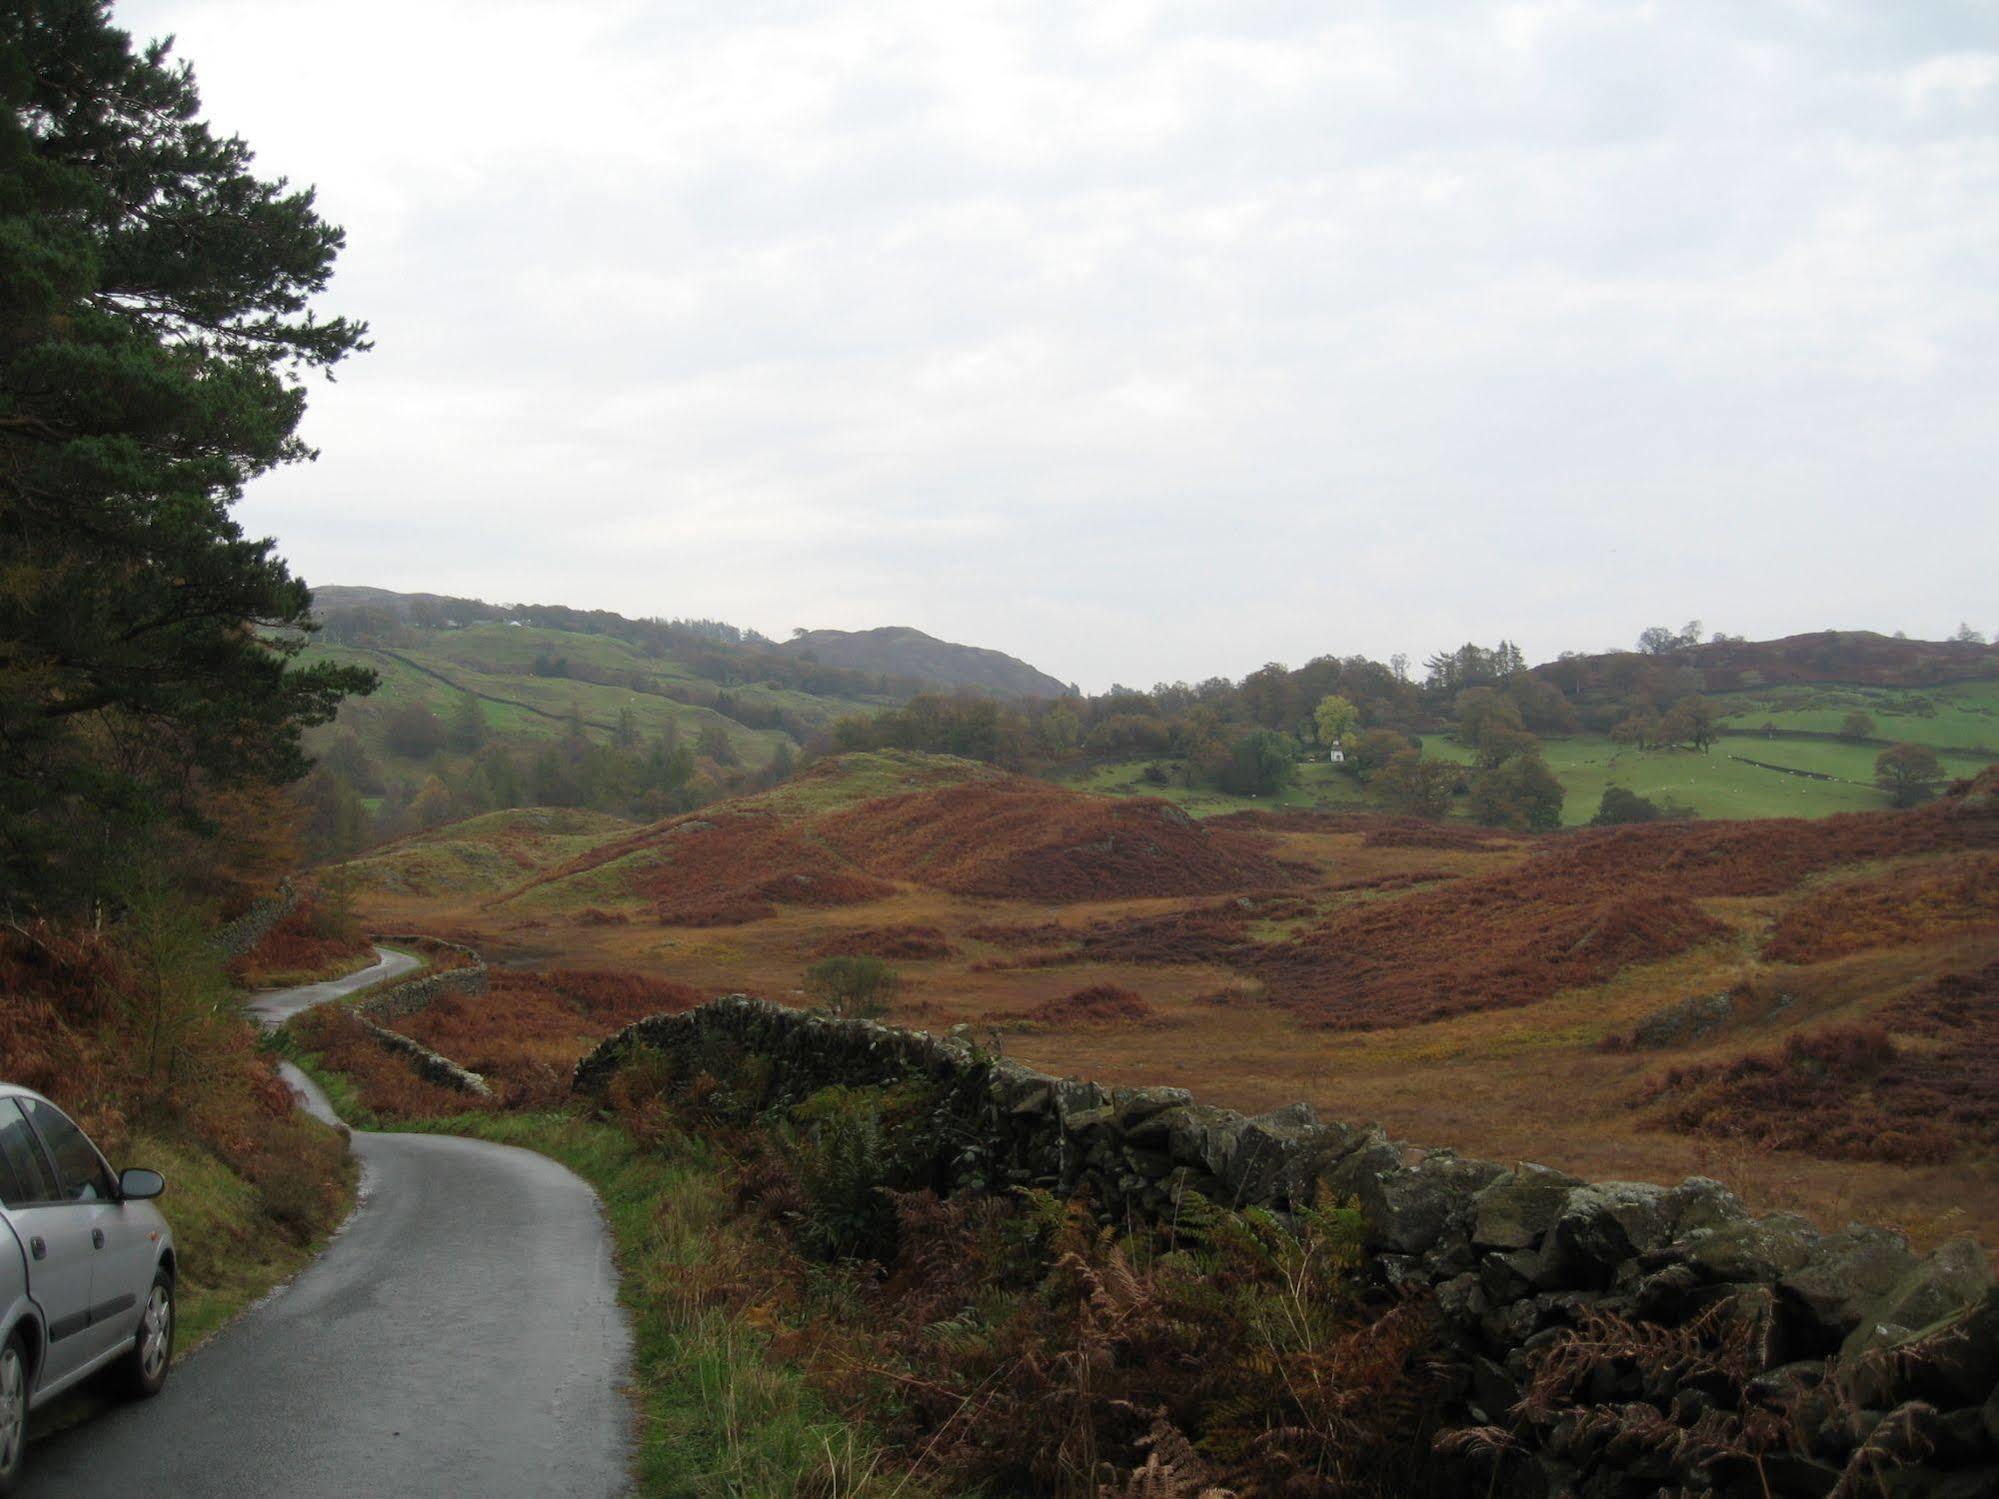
left=0, top=1333, right=27, bottom=1494
left=119, top=1269, right=175, bottom=1399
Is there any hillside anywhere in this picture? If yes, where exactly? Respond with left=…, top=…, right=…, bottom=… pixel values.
left=1535, top=628, right=1999, bottom=695
left=483, top=750, right=1287, bottom=920
left=343, top=752, right=1999, bottom=1244
left=780, top=624, right=1071, bottom=698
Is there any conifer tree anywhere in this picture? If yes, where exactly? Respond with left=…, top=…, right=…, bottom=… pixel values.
left=1, top=2, right=374, bottom=907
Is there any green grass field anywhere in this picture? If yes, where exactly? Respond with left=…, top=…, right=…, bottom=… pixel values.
left=1427, top=735, right=1890, bottom=823
left=1709, top=679, right=1999, bottom=754
left=1067, top=726, right=1997, bottom=827
left=304, top=641, right=789, bottom=766
left=299, top=620, right=893, bottom=776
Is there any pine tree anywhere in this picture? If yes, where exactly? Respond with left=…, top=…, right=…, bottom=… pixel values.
left=1, top=3, right=374, bottom=908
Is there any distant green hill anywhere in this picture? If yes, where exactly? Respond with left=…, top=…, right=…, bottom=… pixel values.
left=780, top=624, right=1072, bottom=698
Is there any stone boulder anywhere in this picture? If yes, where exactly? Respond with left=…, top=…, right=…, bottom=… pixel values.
left=1353, top=1151, right=1508, bottom=1256
left=1685, top=1213, right=1821, bottom=1285
left=1781, top=1225, right=1920, bottom=1337
left=1539, top=1181, right=1678, bottom=1287
left=1471, top=1163, right=1582, bottom=1250
left=1843, top=1237, right=1995, bottom=1361
left=1225, top=1102, right=1357, bottom=1207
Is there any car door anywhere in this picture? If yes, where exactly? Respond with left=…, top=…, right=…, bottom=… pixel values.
left=0, top=1100, right=100, bottom=1389
left=16, top=1099, right=136, bottom=1368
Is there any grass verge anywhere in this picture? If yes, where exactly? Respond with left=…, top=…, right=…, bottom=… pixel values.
left=282, top=1043, right=913, bottom=1497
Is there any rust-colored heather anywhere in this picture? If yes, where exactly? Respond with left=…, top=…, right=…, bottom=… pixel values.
left=1021, top=985, right=1158, bottom=1026
left=290, top=1005, right=490, bottom=1121
left=1068, top=906, right=1251, bottom=968
left=966, top=920, right=1073, bottom=947
left=817, top=777, right=1293, bottom=902
left=811, top=925, right=957, bottom=961
left=1253, top=884, right=1729, bottom=1031
left=501, top=806, right=897, bottom=925
left=1635, top=996, right=1999, bottom=1165
left=1324, top=869, right=1461, bottom=893
left=1209, top=809, right=1520, bottom=851
left=1251, top=801, right=1999, bottom=1030
left=393, top=968, right=705, bottom=1108
left=1764, top=851, right=1999, bottom=963
left=227, top=896, right=373, bottom=987
left=0, top=923, right=348, bottom=1244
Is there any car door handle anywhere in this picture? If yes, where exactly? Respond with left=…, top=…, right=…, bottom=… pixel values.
left=91, top=1228, right=105, bottom=1250
left=29, top=1236, right=45, bottom=1261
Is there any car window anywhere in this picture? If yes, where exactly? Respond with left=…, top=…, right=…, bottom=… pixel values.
left=0, top=1100, right=61, bottom=1207
left=19, top=1098, right=117, bottom=1203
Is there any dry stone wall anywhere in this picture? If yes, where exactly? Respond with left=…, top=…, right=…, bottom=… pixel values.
left=349, top=935, right=491, bottom=1097
left=210, top=878, right=297, bottom=959
left=575, top=995, right=1999, bottom=1498
left=359, top=934, right=487, bottom=1023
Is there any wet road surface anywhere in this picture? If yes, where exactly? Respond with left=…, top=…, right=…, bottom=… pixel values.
left=24, top=949, right=634, bottom=1497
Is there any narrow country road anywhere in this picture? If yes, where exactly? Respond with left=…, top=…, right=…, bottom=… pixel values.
left=23, top=948, right=635, bottom=1497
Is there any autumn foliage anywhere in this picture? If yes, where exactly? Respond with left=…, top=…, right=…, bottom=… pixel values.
left=1021, top=985, right=1158, bottom=1026
left=812, top=925, right=957, bottom=961
left=1250, top=803, right=1999, bottom=1029
left=0, top=922, right=348, bottom=1244
left=398, top=969, right=705, bottom=1108
left=1762, top=851, right=1999, bottom=962
left=227, top=894, right=374, bottom=987
left=817, top=779, right=1293, bottom=901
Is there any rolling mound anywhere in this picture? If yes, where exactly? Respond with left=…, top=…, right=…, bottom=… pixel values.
left=1250, top=800, right=1999, bottom=1030
left=491, top=754, right=1290, bottom=918
left=344, top=807, right=634, bottom=897
left=1763, top=851, right=1999, bottom=963
left=1532, top=628, right=1999, bottom=692
left=817, top=777, right=1292, bottom=901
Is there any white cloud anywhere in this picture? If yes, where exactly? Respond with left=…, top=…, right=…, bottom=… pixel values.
left=113, top=0, right=1999, bottom=688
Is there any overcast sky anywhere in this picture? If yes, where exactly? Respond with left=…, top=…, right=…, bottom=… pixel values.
left=118, top=0, right=1997, bottom=691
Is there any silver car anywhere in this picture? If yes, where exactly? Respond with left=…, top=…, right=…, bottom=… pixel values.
left=0, top=1084, right=175, bottom=1493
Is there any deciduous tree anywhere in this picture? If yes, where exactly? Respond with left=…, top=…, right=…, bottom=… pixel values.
left=1874, top=742, right=1944, bottom=807
left=1350, top=728, right=1414, bottom=780
left=1371, top=751, right=1457, bottom=819
left=1468, top=753, right=1565, bottom=831
left=383, top=704, right=447, bottom=759
left=1312, top=694, right=1359, bottom=747
left=1590, top=786, right=1660, bottom=825
left=1221, top=730, right=1297, bottom=796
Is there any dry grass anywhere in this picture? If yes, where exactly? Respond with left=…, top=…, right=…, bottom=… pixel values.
left=1764, top=850, right=1999, bottom=962
left=344, top=766, right=1999, bottom=1249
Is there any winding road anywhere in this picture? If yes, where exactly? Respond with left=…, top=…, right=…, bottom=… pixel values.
left=23, top=949, right=635, bottom=1497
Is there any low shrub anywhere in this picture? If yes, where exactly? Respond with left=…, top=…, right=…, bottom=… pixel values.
left=1635, top=1024, right=1969, bottom=1164
left=1022, top=985, right=1157, bottom=1026
left=801, top=956, right=902, bottom=1019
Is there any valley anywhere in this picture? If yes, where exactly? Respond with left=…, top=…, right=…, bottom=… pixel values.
left=337, top=748, right=1999, bottom=1247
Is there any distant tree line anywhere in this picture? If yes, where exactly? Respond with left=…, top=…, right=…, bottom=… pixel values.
left=296, top=692, right=802, bottom=859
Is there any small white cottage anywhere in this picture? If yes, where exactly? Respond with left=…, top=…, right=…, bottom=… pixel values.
left=1328, top=738, right=1346, bottom=764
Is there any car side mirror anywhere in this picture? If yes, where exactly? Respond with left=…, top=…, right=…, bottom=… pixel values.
left=119, top=1167, right=166, bottom=1201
